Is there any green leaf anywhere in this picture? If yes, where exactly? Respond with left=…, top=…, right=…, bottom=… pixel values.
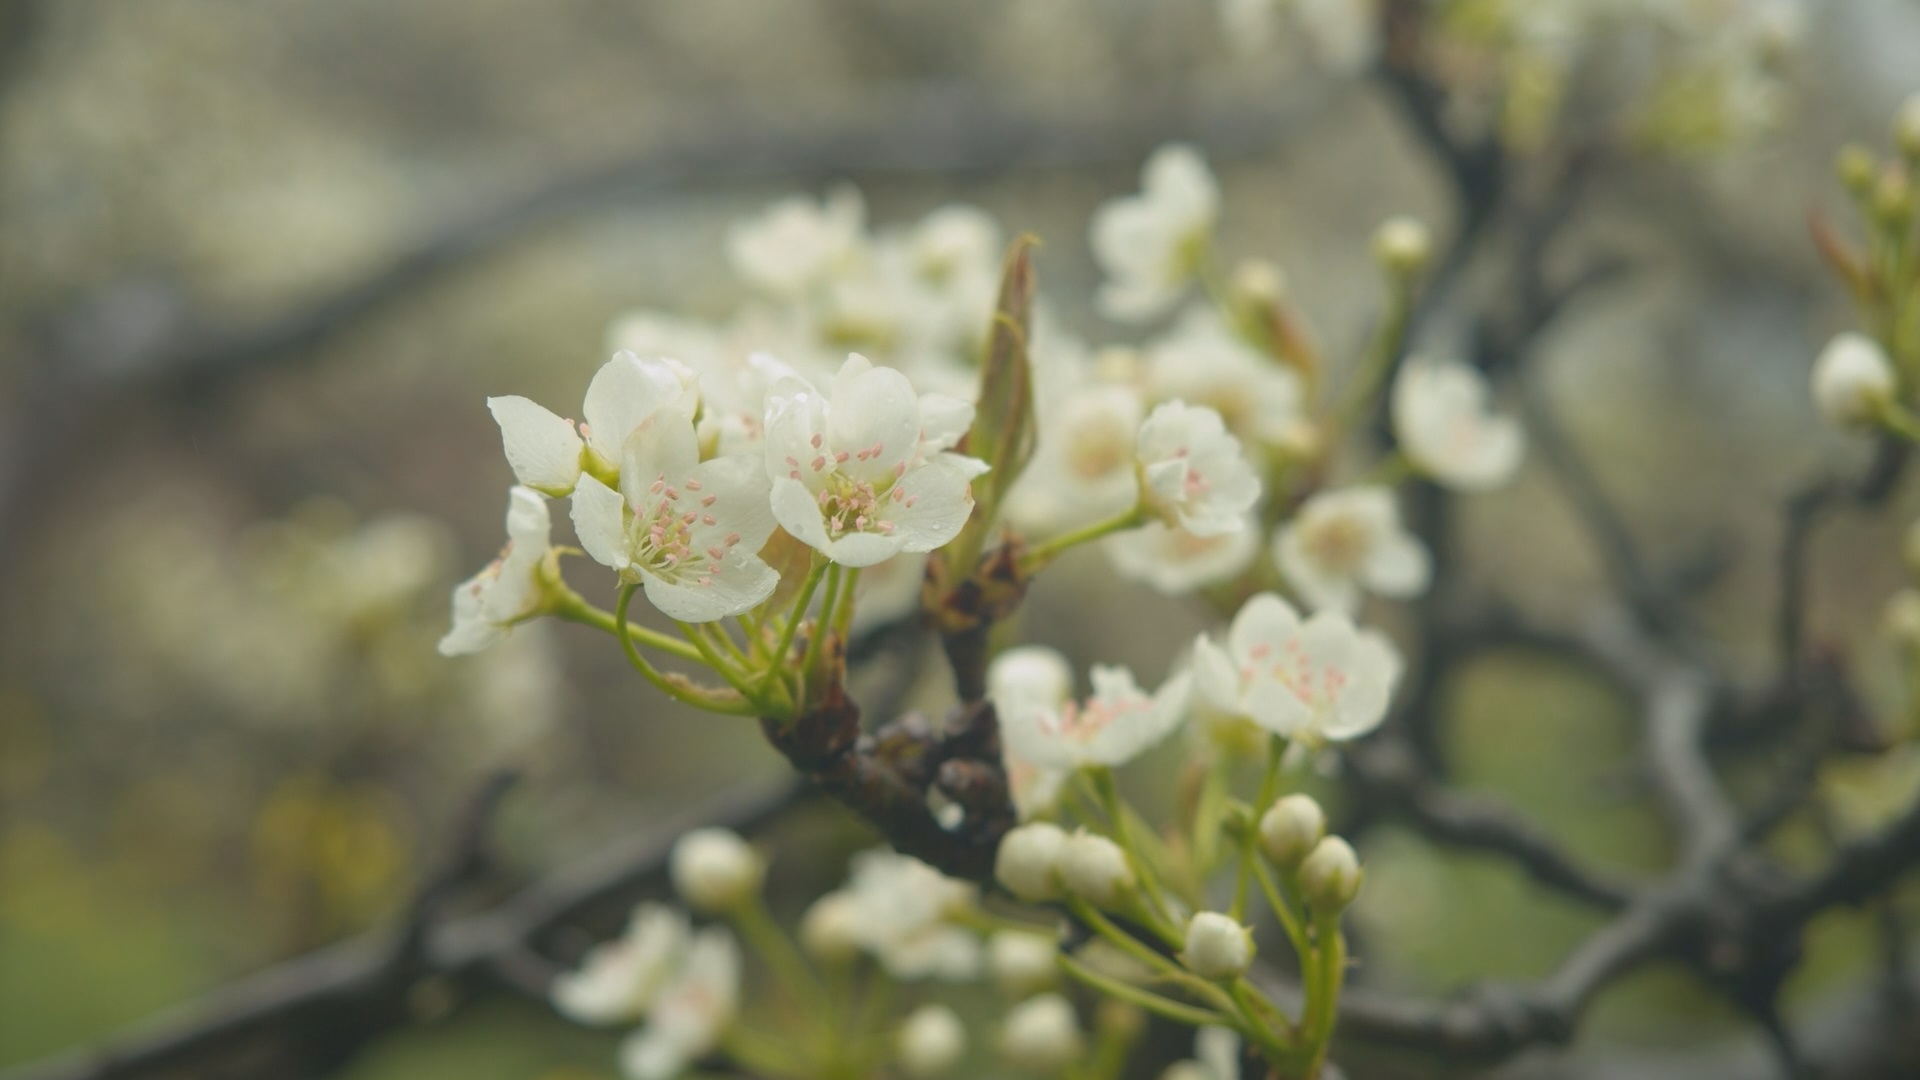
left=950, top=235, right=1038, bottom=569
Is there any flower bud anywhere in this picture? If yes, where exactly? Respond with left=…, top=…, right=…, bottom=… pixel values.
left=1181, top=911, right=1255, bottom=979
left=898, top=1004, right=967, bottom=1078
left=1898, top=93, right=1920, bottom=162
left=1000, top=993, right=1084, bottom=1072
left=1231, top=257, right=1287, bottom=306
left=995, top=822, right=1068, bottom=902
left=669, top=827, right=766, bottom=913
left=1373, top=216, right=1432, bottom=276
left=990, top=930, right=1060, bottom=998
left=1059, top=829, right=1135, bottom=908
left=1838, top=144, right=1878, bottom=198
left=798, top=890, right=863, bottom=964
left=1300, top=836, right=1363, bottom=913
left=1874, top=168, right=1914, bottom=230
left=1812, top=332, right=1897, bottom=429
left=1259, top=793, right=1327, bottom=868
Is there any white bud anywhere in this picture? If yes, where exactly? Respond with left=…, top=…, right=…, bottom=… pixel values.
left=669, top=827, right=766, bottom=913
left=1300, top=836, right=1363, bottom=913
left=898, top=1004, right=967, bottom=1078
left=1811, top=332, right=1896, bottom=429
left=1059, top=829, right=1136, bottom=909
left=1000, top=993, right=1084, bottom=1072
left=1259, top=793, right=1326, bottom=868
left=990, top=930, right=1060, bottom=998
left=1181, top=911, right=1255, bottom=979
left=798, top=890, right=863, bottom=964
left=995, top=822, right=1069, bottom=902
left=1373, top=216, right=1433, bottom=275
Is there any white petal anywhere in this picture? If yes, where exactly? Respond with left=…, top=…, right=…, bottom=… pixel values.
left=1365, top=532, right=1431, bottom=598
left=570, top=475, right=631, bottom=572
left=828, top=359, right=921, bottom=483
left=879, top=460, right=975, bottom=554
left=488, top=397, right=583, bottom=494
left=825, top=530, right=907, bottom=568
left=504, top=486, right=553, bottom=551
left=919, top=393, right=976, bottom=452
left=764, top=384, right=832, bottom=491
left=438, top=579, right=503, bottom=656
left=1191, top=635, right=1242, bottom=712
left=639, top=549, right=779, bottom=622
left=1227, top=593, right=1304, bottom=663
left=771, top=477, right=834, bottom=553
left=619, top=413, right=701, bottom=507
left=583, top=351, right=685, bottom=460
left=687, top=454, right=777, bottom=552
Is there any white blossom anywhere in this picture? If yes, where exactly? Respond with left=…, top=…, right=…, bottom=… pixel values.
left=1011, top=381, right=1147, bottom=535
left=488, top=351, right=695, bottom=496
left=1145, top=306, right=1308, bottom=453
left=1092, top=145, right=1219, bottom=323
left=831, top=848, right=982, bottom=980
left=1391, top=357, right=1526, bottom=492
left=1106, top=515, right=1260, bottom=595
left=438, top=487, right=553, bottom=656
left=1273, top=486, right=1430, bottom=613
left=619, top=928, right=742, bottom=1080
left=992, top=647, right=1193, bottom=770
left=765, top=354, right=981, bottom=567
left=571, top=413, right=779, bottom=622
left=1811, top=332, right=1897, bottom=430
left=1135, top=402, right=1262, bottom=537
left=1193, top=592, right=1401, bottom=744
left=728, top=185, right=867, bottom=298
left=550, top=903, right=691, bottom=1025
left=898, top=1004, right=968, bottom=1078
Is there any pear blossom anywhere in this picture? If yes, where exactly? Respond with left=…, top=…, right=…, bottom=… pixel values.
left=727, top=185, right=867, bottom=298
left=1145, top=306, right=1308, bottom=453
left=438, top=487, right=554, bottom=656
left=550, top=903, right=691, bottom=1025
left=1273, top=487, right=1430, bottom=613
left=487, top=351, right=696, bottom=496
left=830, top=848, right=982, bottom=980
left=1135, top=401, right=1262, bottom=537
left=765, top=354, right=981, bottom=567
left=1194, top=592, right=1401, bottom=744
left=1092, top=144, right=1220, bottom=323
left=1012, top=381, right=1148, bottom=534
left=1391, top=357, right=1525, bottom=492
left=1811, top=332, right=1897, bottom=430
left=1105, top=516, right=1259, bottom=595
left=992, top=646, right=1194, bottom=770
left=618, top=928, right=742, bottom=1080
left=570, top=413, right=779, bottom=622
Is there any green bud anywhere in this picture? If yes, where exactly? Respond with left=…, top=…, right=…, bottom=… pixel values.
left=1259, top=793, right=1327, bottom=868
left=1300, top=836, right=1363, bottom=914
left=1838, top=144, right=1878, bottom=199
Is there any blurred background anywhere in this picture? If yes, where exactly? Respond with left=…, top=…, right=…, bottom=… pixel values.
left=4, top=1, right=1920, bottom=1077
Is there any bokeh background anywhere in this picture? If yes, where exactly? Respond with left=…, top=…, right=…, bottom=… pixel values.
left=5, top=1, right=1920, bottom=1077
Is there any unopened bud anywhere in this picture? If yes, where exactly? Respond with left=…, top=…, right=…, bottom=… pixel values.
left=1300, top=836, right=1364, bottom=913
left=669, top=827, right=766, bottom=913
left=898, top=1004, right=967, bottom=1078
left=1259, top=793, right=1327, bottom=868
left=1181, top=911, right=1256, bottom=979
left=1231, top=257, right=1287, bottom=306
left=990, top=930, right=1060, bottom=998
left=1059, top=829, right=1136, bottom=908
left=1896, top=93, right=1920, bottom=162
left=1373, top=216, right=1433, bottom=276
left=995, top=822, right=1068, bottom=902
left=1811, top=332, right=1896, bottom=429
left=799, top=890, right=863, bottom=964
left=1838, top=144, right=1878, bottom=198
left=1001, top=993, right=1084, bottom=1072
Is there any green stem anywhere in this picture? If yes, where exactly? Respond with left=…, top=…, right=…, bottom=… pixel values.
left=803, top=563, right=845, bottom=679
left=551, top=585, right=704, bottom=664
left=1253, top=859, right=1313, bottom=969
left=1301, top=912, right=1349, bottom=1074
left=732, top=895, right=825, bottom=1021
left=1327, top=275, right=1416, bottom=439
left=677, top=620, right=756, bottom=696
left=1233, top=738, right=1288, bottom=920
left=1090, top=768, right=1181, bottom=942
left=1067, top=898, right=1238, bottom=1016
left=757, top=558, right=828, bottom=702
left=1057, top=953, right=1228, bottom=1028
left=1876, top=399, right=1920, bottom=443
left=614, top=585, right=756, bottom=716
left=1020, top=506, right=1146, bottom=572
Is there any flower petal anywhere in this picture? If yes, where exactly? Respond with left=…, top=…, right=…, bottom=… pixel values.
left=571, top=475, right=631, bottom=573
left=583, top=351, right=685, bottom=460
left=639, top=549, right=778, bottom=622
left=488, top=396, right=582, bottom=494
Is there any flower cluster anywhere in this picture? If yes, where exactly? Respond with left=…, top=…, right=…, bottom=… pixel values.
left=443, top=137, right=1535, bottom=1079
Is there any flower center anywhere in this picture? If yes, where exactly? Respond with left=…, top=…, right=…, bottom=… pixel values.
left=1303, top=516, right=1369, bottom=575
left=631, top=474, right=742, bottom=588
